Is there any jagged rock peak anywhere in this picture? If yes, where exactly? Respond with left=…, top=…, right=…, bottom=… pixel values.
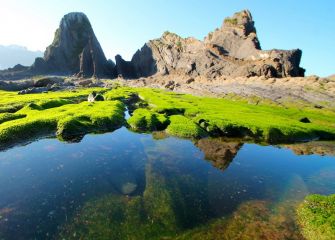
left=33, top=12, right=114, bottom=78
left=115, top=9, right=304, bottom=79
left=222, top=9, right=256, bottom=36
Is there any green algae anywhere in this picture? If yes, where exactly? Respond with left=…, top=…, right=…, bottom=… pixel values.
left=0, top=113, right=26, bottom=124
left=297, top=194, right=335, bottom=240
left=0, top=85, right=335, bottom=147
left=0, top=95, right=125, bottom=147
left=104, top=87, right=335, bottom=143
left=166, top=115, right=207, bottom=138
left=127, top=108, right=169, bottom=131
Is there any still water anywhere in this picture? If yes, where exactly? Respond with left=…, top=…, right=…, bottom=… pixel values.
left=0, top=127, right=334, bottom=239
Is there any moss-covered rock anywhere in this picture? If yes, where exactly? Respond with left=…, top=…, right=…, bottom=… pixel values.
left=127, top=108, right=169, bottom=131
left=0, top=98, right=125, bottom=147
left=0, top=113, right=26, bottom=124
left=166, top=115, right=207, bottom=138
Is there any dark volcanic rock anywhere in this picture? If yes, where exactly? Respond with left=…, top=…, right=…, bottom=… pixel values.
left=116, top=9, right=305, bottom=79
left=1, top=12, right=115, bottom=79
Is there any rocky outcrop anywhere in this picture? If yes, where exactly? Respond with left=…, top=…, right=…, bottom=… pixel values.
left=0, top=12, right=115, bottom=79
left=33, top=12, right=114, bottom=77
left=116, top=10, right=305, bottom=79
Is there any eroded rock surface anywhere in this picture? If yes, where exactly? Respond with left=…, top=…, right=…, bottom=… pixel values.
left=116, top=10, right=304, bottom=79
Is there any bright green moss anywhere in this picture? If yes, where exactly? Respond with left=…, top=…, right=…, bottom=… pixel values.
left=297, top=194, right=335, bottom=240
left=127, top=108, right=169, bottom=131
left=104, top=87, right=135, bottom=101
left=104, top=87, right=335, bottom=143
left=166, top=115, right=207, bottom=138
left=0, top=85, right=335, bottom=145
left=38, top=99, right=73, bottom=109
left=0, top=88, right=105, bottom=108
left=0, top=113, right=26, bottom=124
left=0, top=100, right=125, bottom=147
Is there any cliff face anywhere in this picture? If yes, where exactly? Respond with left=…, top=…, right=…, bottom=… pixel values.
left=32, top=12, right=114, bottom=77
left=116, top=10, right=305, bottom=79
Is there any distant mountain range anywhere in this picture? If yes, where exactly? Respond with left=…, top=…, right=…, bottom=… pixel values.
left=0, top=45, right=43, bottom=70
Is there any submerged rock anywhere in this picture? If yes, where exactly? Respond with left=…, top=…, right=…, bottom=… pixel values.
left=121, top=182, right=137, bottom=195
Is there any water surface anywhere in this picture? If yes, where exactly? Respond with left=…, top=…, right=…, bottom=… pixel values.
left=0, top=127, right=334, bottom=239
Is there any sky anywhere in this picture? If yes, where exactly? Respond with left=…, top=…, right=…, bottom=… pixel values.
left=0, top=0, right=334, bottom=76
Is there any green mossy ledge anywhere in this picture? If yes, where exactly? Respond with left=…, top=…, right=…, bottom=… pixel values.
left=0, top=86, right=335, bottom=148
left=127, top=108, right=169, bottom=132
left=117, top=87, right=335, bottom=142
left=0, top=89, right=125, bottom=148
left=297, top=194, right=335, bottom=240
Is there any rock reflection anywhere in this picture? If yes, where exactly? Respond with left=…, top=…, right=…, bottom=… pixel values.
left=282, top=141, right=335, bottom=156
left=196, top=138, right=243, bottom=171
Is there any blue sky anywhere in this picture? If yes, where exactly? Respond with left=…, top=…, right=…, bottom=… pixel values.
left=0, top=0, right=334, bottom=76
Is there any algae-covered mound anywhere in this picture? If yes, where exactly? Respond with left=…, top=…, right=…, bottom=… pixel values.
left=0, top=88, right=125, bottom=148
left=297, top=194, right=335, bottom=240
left=166, top=115, right=207, bottom=138
left=108, top=87, right=335, bottom=143
left=127, top=108, right=169, bottom=131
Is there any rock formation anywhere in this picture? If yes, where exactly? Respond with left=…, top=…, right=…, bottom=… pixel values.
left=34, top=12, right=114, bottom=77
left=0, top=12, right=114, bottom=79
left=116, top=10, right=305, bottom=79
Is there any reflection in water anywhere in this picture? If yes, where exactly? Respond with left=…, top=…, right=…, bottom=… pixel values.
left=281, top=141, right=335, bottom=156
left=196, top=138, right=243, bottom=171
left=0, top=128, right=334, bottom=239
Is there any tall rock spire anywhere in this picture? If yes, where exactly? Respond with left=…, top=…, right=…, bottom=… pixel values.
left=32, top=12, right=114, bottom=77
